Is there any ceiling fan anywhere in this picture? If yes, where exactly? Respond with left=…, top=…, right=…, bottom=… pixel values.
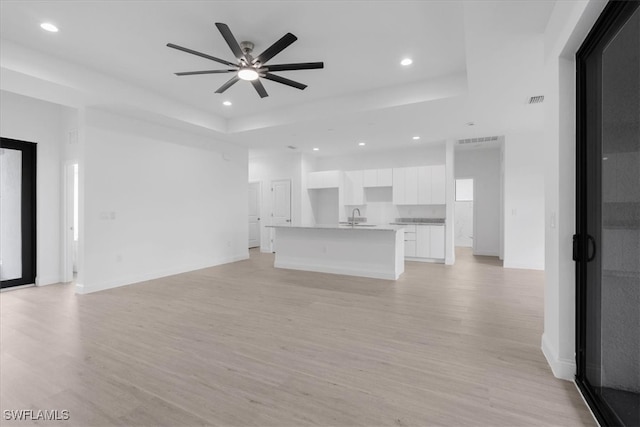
left=167, top=23, right=324, bottom=98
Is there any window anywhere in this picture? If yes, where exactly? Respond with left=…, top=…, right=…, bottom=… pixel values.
left=455, top=179, right=473, bottom=201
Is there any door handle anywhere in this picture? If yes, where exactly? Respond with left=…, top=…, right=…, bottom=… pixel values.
left=286, top=219, right=291, bottom=223
left=587, top=234, right=596, bottom=262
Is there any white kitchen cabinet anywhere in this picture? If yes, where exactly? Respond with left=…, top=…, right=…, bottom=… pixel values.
left=406, top=224, right=445, bottom=261
left=417, top=166, right=431, bottom=205
left=416, top=225, right=430, bottom=258
left=431, top=165, right=446, bottom=204
left=392, top=167, right=419, bottom=204
left=417, top=165, right=446, bottom=205
left=344, top=170, right=364, bottom=205
left=405, top=167, right=418, bottom=204
left=429, top=225, right=445, bottom=259
left=363, top=168, right=393, bottom=187
left=307, top=170, right=341, bottom=189
left=392, top=168, right=405, bottom=204
left=404, top=225, right=417, bottom=257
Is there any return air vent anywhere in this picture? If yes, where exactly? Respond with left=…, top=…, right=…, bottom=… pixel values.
left=287, top=145, right=298, bottom=150
left=528, top=95, right=544, bottom=104
left=457, top=136, right=499, bottom=145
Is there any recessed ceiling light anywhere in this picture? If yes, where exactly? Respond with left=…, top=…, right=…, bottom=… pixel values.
left=412, top=136, right=420, bottom=140
left=223, top=101, right=232, bottom=106
left=400, top=58, right=413, bottom=66
left=358, top=142, right=366, bottom=146
left=313, top=147, right=319, bottom=151
left=40, top=22, right=59, bottom=32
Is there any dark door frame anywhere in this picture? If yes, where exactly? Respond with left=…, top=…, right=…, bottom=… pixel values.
left=575, top=1, right=640, bottom=426
left=1, top=137, right=37, bottom=289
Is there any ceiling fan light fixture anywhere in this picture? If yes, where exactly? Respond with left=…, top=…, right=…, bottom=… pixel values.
left=40, top=22, right=59, bottom=32
left=400, top=58, right=413, bottom=66
left=238, top=68, right=259, bottom=81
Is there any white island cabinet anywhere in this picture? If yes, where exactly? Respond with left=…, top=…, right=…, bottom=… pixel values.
left=267, top=225, right=405, bottom=280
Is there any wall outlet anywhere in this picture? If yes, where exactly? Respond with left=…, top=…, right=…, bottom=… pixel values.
left=116, top=254, right=122, bottom=262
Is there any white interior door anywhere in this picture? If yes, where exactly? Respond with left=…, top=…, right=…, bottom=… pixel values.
left=248, top=182, right=261, bottom=249
left=271, top=179, right=291, bottom=252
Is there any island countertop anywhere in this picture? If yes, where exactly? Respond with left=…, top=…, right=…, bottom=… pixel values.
left=266, top=224, right=404, bottom=232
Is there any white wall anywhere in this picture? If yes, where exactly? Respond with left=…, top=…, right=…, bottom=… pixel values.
left=77, top=108, right=248, bottom=294
left=503, top=132, right=545, bottom=270
left=248, top=152, right=304, bottom=252
left=0, top=91, right=72, bottom=285
left=455, top=148, right=501, bottom=256
left=316, top=143, right=446, bottom=171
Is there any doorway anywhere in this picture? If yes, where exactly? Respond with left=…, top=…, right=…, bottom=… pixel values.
left=455, top=178, right=474, bottom=248
left=0, top=138, right=37, bottom=289
left=248, top=181, right=261, bottom=249
left=575, top=2, right=639, bottom=426
left=270, top=179, right=291, bottom=253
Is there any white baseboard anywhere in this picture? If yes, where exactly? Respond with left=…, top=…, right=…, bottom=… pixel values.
left=36, top=276, right=62, bottom=286
left=274, top=260, right=400, bottom=280
left=405, top=257, right=444, bottom=264
left=541, top=333, right=575, bottom=381
left=76, top=253, right=249, bottom=295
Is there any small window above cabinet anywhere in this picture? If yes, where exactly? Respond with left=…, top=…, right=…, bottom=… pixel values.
left=363, top=168, right=392, bottom=187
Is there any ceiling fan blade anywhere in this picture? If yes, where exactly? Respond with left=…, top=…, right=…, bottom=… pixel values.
left=167, top=43, right=237, bottom=67
left=175, top=69, right=237, bottom=76
left=215, top=23, right=247, bottom=63
left=251, top=79, right=269, bottom=98
left=215, top=76, right=240, bottom=94
left=262, top=73, right=307, bottom=90
left=253, top=33, right=297, bottom=65
left=265, top=62, right=324, bottom=72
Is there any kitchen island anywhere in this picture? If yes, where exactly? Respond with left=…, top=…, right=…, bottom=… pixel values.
left=267, top=225, right=405, bottom=280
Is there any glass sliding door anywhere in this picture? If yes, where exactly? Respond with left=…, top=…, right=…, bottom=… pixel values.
left=0, top=138, right=36, bottom=288
left=575, top=1, right=640, bottom=426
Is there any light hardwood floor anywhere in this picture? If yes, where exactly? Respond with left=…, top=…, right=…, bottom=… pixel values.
left=0, top=248, right=594, bottom=426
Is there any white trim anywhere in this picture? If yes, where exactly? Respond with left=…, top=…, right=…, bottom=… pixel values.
left=405, top=257, right=444, bottom=264
left=541, top=333, right=575, bottom=381
left=36, top=276, right=63, bottom=286
left=274, top=260, right=400, bottom=280
left=472, top=250, right=500, bottom=257
left=75, top=253, right=249, bottom=295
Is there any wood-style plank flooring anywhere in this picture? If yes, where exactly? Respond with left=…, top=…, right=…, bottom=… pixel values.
left=0, top=248, right=594, bottom=426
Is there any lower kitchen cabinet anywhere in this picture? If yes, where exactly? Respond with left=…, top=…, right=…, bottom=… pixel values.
left=406, top=224, right=445, bottom=261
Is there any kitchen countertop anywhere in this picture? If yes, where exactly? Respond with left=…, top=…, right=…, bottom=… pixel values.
left=266, top=224, right=404, bottom=232
left=390, top=218, right=445, bottom=225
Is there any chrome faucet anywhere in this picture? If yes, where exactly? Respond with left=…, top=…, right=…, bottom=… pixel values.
left=350, top=208, right=361, bottom=227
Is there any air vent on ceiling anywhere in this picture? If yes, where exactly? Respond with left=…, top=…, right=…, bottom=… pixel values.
left=287, top=145, right=298, bottom=150
left=457, top=136, right=499, bottom=145
left=528, top=95, right=544, bottom=104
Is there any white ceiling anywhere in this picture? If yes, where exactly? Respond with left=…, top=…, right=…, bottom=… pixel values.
left=0, top=1, right=554, bottom=157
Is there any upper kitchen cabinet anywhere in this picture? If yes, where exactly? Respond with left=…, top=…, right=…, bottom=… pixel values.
left=344, top=170, right=364, bottom=205
left=307, top=170, right=341, bottom=189
left=417, top=165, right=446, bottom=205
left=392, top=167, right=418, bottom=205
left=363, top=168, right=392, bottom=187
